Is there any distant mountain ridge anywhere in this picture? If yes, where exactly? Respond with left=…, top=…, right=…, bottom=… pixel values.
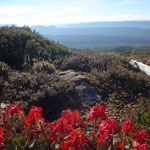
left=31, top=21, right=150, bottom=29
left=31, top=26, right=150, bottom=38
left=1, top=21, right=150, bottom=49
left=30, top=21, right=150, bottom=48
left=55, top=21, right=150, bottom=29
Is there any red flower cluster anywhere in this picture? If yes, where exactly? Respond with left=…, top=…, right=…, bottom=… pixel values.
left=96, top=118, right=121, bottom=149
left=3, top=104, right=23, bottom=130
left=87, top=105, right=107, bottom=134
left=62, top=109, right=87, bottom=128
left=87, top=105, right=107, bottom=122
left=133, top=129, right=150, bottom=145
left=24, top=106, right=44, bottom=125
left=0, top=127, right=4, bottom=149
left=130, top=141, right=147, bottom=150
left=63, top=128, right=89, bottom=150
left=24, top=106, right=45, bottom=142
left=49, top=109, right=87, bottom=149
left=0, top=104, right=149, bottom=150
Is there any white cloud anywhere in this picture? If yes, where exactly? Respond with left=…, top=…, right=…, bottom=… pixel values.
left=0, top=2, right=149, bottom=26
left=94, top=14, right=150, bottom=21
left=0, top=4, right=93, bottom=26
left=119, top=0, right=135, bottom=5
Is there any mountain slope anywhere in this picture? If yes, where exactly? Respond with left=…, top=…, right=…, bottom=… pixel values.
left=0, top=26, right=71, bottom=69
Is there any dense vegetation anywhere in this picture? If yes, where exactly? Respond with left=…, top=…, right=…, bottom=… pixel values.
left=0, top=26, right=150, bottom=109
left=0, top=26, right=150, bottom=149
left=0, top=26, right=73, bottom=119
left=0, top=26, right=71, bottom=70
left=120, top=51, right=150, bottom=66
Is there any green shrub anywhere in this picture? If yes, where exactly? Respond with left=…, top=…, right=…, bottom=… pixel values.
left=90, top=63, right=150, bottom=103
left=0, top=61, right=11, bottom=76
left=136, top=110, right=150, bottom=134
left=1, top=71, right=76, bottom=121
left=60, top=53, right=118, bottom=72
left=61, top=53, right=90, bottom=72
left=88, top=53, right=117, bottom=72
left=32, top=61, right=56, bottom=74
left=0, top=26, right=72, bottom=70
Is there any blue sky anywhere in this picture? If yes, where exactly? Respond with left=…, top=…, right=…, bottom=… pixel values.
left=0, top=0, right=150, bottom=26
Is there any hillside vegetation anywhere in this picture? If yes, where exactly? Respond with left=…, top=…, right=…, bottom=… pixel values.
left=0, top=26, right=71, bottom=70
left=0, top=27, right=150, bottom=149
left=0, top=26, right=150, bottom=108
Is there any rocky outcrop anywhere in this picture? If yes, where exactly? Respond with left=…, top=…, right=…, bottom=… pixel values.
left=59, top=70, right=102, bottom=105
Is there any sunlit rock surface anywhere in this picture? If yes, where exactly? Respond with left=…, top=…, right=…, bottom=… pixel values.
left=59, top=70, right=102, bottom=105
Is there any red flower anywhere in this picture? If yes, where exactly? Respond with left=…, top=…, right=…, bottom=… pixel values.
left=122, top=118, right=136, bottom=135
left=24, top=106, right=44, bottom=125
left=129, top=141, right=147, bottom=150
left=64, top=128, right=89, bottom=150
left=87, top=105, right=107, bottom=134
left=4, top=104, right=23, bottom=130
left=96, top=118, right=121, bottom=150
left=122, top=119, right=136, bottom=150
left=2, top=111, right=7, bottom=129
left=62, top=109, right=72, bottom=122
left=79, top=119, right=87, bottom=128
left=63, top=140, right=74, bottom=149
left=5, top=104, right=23, bottom=115
left=50, top=118, right=73, bottom=149
left=24, top=106, right=44, bottom=142
left=44, top=123, right=56, bottom=130
left=0, top=127, right=3, bottom=135
left=71, top=110, right=80, bottom=128
left=29, top=106, right=43, bottom=114
left=99, top=118, right=121, bottom=134
left=87, top=105, right=107, bottom=122
left=0, top=127, right=4, bottom=149
left=62, top=109, right=87, bottom=129
left=96, top=132, right=106, bottom=150
left=133, top=129, right=149, bottom=144
left=30, top=130, right=37, bottom=135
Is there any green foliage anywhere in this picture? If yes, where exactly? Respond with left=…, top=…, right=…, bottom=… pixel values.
left=0, top=26, right=71, bottom=70
left=7, top=143, right=17, bottom=150
left=61, top=53, right=90, bottom=72
left=1, top=71, right=74, bottom=120
left=88, top=56, right=150, bottom=103
left=32, top=61, right=56, bottom=74
left=136, top=110, right=150, bottom=134
left=0, top=61, right=11, bottom=76
left=60, top=51, right=149, bottom=103
left=52, top=51, right=150, bottom=104
left=120, top=51, right=150, bottom=65
left=88, top=53, right=117, bottom=72
left=141, top=111, right=150, bottom=133
left=60, top=52, right=118, bottom=72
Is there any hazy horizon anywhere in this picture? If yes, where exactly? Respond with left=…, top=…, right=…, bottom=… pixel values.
left=0, top=20, right=150, bottom=27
